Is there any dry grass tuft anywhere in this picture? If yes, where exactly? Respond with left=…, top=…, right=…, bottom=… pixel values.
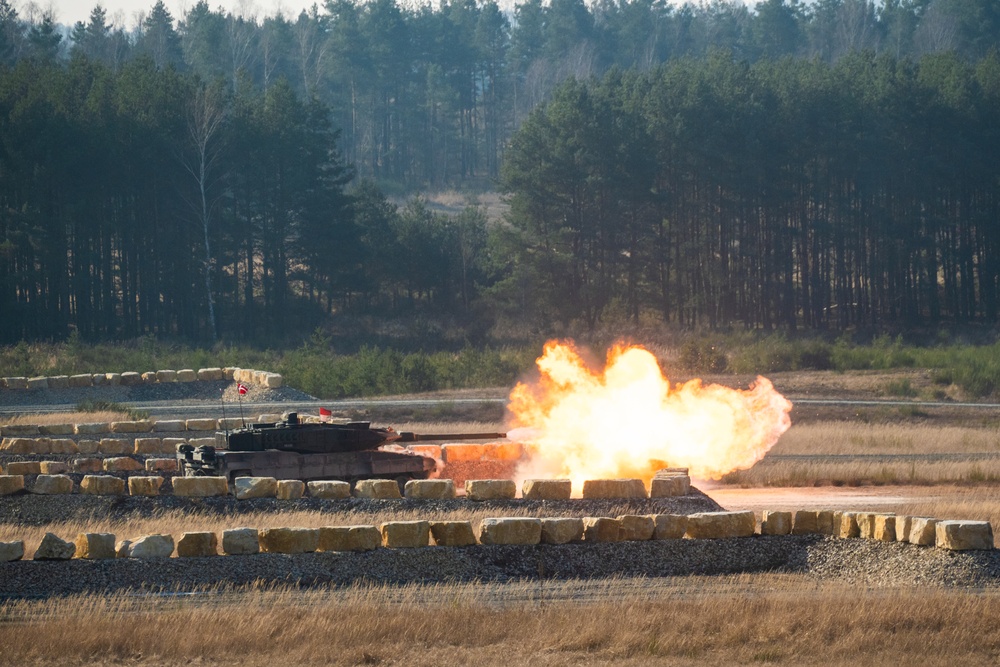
left=2, top=575, right=999, bottom=666
left=0, top=411, right=130, bottom=426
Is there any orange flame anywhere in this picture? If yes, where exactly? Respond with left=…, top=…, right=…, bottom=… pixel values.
left=507, top=341, right=792, bottom=491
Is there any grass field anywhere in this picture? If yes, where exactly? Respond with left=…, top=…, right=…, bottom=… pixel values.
left=2, top=575, right=999, bottom=666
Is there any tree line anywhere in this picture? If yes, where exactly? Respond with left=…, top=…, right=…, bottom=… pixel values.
left=0, top=0, right=998, bottom=190
left=497, top=50, right=1000, bottom=331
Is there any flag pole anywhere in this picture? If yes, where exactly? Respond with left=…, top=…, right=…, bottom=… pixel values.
left=220, top=388, right=229, bottom=436
left=236, top=382, right=247, bottom=427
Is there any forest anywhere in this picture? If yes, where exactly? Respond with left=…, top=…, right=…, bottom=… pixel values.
left=0, top=0, right=998, bottom=344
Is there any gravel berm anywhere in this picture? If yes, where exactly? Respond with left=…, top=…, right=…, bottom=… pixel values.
left=1, top=536, right=998, bottom=599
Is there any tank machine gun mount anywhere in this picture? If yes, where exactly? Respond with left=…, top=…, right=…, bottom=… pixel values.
left=176, top=412, right=506, bottom=486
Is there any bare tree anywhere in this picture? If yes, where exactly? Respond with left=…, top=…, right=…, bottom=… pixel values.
left=181, top=83, right=227, bottom=342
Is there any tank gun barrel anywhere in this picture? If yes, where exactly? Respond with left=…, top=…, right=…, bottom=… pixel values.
left=396, top=432, right=507, bottom=442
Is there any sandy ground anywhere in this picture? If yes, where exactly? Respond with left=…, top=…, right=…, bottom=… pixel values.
left=702, top=483, right=973, bottom=512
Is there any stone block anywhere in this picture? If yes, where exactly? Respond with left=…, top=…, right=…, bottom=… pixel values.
left=874, top=515, right=897, bottom=542
left=582, top=517, right=623, bottom=542
left=72, top=457, right=104, bottom=472
left=935, top=521, right=994, bottom=551
left=792, top=510, right=819, bottom=535
left=49, top=438, right=77, bottom=454
left=38, top=423, right=73, bottom=436
left=234, top=477, right=278, bottom=499
left=6, top=461, right=40, bottom=475
left=32, top=437, right=52, bottom=454
left=173, top=476, right=228, bottom=497
left=68, top=374, right=93, bottom=388
left=92, top=373, right=108, bottom=386
left=75, top=423, right=109, bottom=435
left=355, top=479, right=402, bottom=499
left=0, top=475, right=25, bottom=495
left=650, top=475, right=691, bottom=497
left=429, top=521, right=477, bottom=547
left=155, top=370, right=177, bottom=383
left=161, top=438, right=188, bottom=453
left=81, top=475, right=126, bottom=495
left=75, top=533, right=116, bottom=559
left=110, top=420, right=153, bottom=434
left=197, top=367, right=224, bottom=381
left=4, top=377, right=28, bottom=389
left=685, top=511, right=756, bottom=539
left=908, top=518, right=938, bottom=546
left=839, top=513, right=861, bottom=539
left=895, top=516, right=913, bottom=542
left=222, top=528, right=260, bottom=555
left=134, top=438, right=163, bottom=454
left=0, top=437, right=33, bottom=453
left=540, top=518, right=584, bottom=544
left=522, top=479, right=571, bottom=500
left=259, top=527, right=319, bottom=554
left=582, top=479, right=647, bottom=499
left=99, top=438, right=130, bottom=455
left=145, top=458, right=177, bottom=473
left=381, top=521, right=431, bottom=548
left=31, top=475, right=74, bottom=495
left=77, top=439, right=99, bottom=454
left=34, top=533, right=75, bottom=560
left=307, top=480, right=351, bottom=499
left=119, top=372, right=142, bottom=386
left=185, top=418, right=218, bottom=431
left=39, top=461, right=69, bottom=474
left=617, top=515, right=655, bottom=541
left=442, top=443, right=486, bottom=462
left=404, top=479, right=455, bottom=499
left=128, top=534, right=175, bottom=559
left=653, top=514, right=689, bottom=540
left=48, top=375, right=69, bottom=389
left=817, top=510, right=837, bottom=535
left=264, top=373, right=283, bottom=388
left=478, top=518, right=541, bottom=545
left=218, top=418, right=244, bottom=430
left=176, top=369, right=197, bottom=382
left=115, top=540, right=132, bottom=558
left=2, top=424, right=40, bottom=436
left=26, top=377, right=48, bottom=390
left=152, top=420, right=186, bottom=433
left=73, top=457, right=102, bottom=473
left=189, top=437, right=217, bottom=448
left=482, top=442, right=523, bottom=461
left=176, top=532, right=218, bottom=557
left=276, top=479, right=305, bottom=500
left=103, top=457, right=143, bottom=472
left=465, top=479, right=517, bottom=501
left=318, top=525, right=382, bottom=552
left=761, top=511, right=792, bottom=535
left=128, top=476, right=164, bottom=496
left=857, top=513, right=877, bottom=539
left=0, top=541, right=24, bottom=561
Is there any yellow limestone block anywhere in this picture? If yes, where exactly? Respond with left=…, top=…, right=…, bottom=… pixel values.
left=403, top=479, right=455, bottom=499
left=128, top=476, right=164, bottom=496
left=80, top=475, right=126, bottom=495
left=465, top=479, right=516, bottom=501
left=540, top=518, right=584, bottom=544
left=477, top=518, right=542, bottom=545
left=761, top=511, right=792, bottom=535
left=258, top=527, right=319, bottom=554
left=935, top=521, right=994, bottom=551
left=583, top=517, right=623, bottom=542
left=684, top=511, right=756, bottom=539
left=617, top=515, right=655, bottom=541
left=318, top=526, right=381, bottom=552
left=380, top=521, right=431, bottom=548
left=581, top=479, right=647, bottom=499
left=172, top=476, right=228, bottom=497
left=429, top=521, right=477, bottom=547
left=522, top=479, right=571, bottom=500
left=233, top=477, right=278, bottom=499
left=355, top=479, right=402, bottom=499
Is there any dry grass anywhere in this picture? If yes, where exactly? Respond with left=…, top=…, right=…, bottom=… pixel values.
left=723, top=458, right=1000, bottom=486
left=1, top=574, right=999, bottom=666
left=0, top=410, right=130, bottom=426
left=772, top=421, right=1000, bottom=456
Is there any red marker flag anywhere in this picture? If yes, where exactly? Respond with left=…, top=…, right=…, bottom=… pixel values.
left=319, top=407, right=332, bottom=422
left=237, top=382, right=248, bottom=396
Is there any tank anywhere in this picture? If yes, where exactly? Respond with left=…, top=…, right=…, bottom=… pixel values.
left=175, top=412, right=506, bottom=486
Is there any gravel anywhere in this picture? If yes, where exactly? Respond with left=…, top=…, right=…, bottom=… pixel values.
left=1, top=536, right=998, bottom=599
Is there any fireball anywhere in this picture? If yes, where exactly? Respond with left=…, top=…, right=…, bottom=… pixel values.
left=507, top=341, right=792, bottom=492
